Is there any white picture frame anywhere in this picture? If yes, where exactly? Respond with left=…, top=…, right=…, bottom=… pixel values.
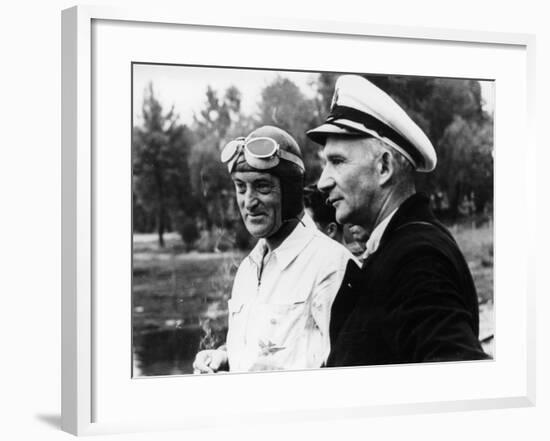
left=62, top=5, right=536, bottom=436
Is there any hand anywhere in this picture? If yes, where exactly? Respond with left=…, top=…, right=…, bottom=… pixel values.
left=192, top=349, right=228, bottom=374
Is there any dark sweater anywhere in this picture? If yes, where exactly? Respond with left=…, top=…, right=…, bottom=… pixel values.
left=327, top=193, right=489, bottom=367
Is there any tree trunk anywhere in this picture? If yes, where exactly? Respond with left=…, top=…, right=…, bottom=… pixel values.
left=155, top=165, right=166, bottom=248
left=449, top=180, right=463, bottom=221
left=157, top=206, right=165, bottom=248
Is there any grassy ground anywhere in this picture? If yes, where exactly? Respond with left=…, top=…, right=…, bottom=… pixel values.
left=451, top=221, right=494, bottom=304
left=133, top=232, right=242, bottom=332
left=133, top=221, right=494, bottom=375
left=451, top=221, right=494, bottom=356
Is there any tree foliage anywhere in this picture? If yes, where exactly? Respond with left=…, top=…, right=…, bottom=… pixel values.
left=435, top=115, right=493, bottom=217
left=193, top=86, right=242, bottom=140
left=132, top=83, right=195, bottom=246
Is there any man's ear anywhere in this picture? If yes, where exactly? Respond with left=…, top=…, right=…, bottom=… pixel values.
left=377, top=150, right=394, bottom=186
left=326, top=222, right=339, bottom=240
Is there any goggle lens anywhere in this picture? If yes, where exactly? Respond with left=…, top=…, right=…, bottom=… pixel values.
left=220, top=139, right=242, bottom=163
left=245, top=137, right=278, bottom=157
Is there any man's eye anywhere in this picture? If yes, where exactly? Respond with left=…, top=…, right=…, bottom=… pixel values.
left=255, top=183, right=273, bottom=194
left=235, top=184, right=246, bottom=194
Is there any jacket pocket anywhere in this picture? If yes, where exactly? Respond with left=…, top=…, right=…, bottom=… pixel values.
left=255, top=301, right=309, bottom=350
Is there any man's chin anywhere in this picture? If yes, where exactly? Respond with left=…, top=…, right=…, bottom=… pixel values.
left=246, top=224, right=270, bottom=239
left=335, top=211, right=350, bottom=225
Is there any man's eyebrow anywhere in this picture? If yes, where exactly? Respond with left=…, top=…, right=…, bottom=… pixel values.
left=325, top=152, right=345, bottom=161
left=254, top=178, right=274, bottom=185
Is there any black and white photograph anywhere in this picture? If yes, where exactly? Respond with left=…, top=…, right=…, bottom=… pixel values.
left=131, top=65, right=495, bottom=377
left=4, top=0, right=543, bottom=439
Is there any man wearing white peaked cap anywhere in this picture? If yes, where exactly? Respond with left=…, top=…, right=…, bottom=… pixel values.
left=308, top=75, right=488, bottom=366
left=308, top=74, right=437, bottom=172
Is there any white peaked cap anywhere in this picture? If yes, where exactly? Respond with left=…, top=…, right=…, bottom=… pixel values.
left=307, top=75, right=437, bottom=172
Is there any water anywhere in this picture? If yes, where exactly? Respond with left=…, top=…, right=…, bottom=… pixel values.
left=133, top=326, right=203, bottom=377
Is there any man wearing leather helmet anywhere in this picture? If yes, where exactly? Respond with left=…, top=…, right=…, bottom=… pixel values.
left=193, top=125, right=355, bottom=373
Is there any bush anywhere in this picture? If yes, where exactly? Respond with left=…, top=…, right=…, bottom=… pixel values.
left=178, top=219, right=200, bottom=250
left=195, top=227, right=233, bottom=252
left=195, top=230, right=217, bottom=252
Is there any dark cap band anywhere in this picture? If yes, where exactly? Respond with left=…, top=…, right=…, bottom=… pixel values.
left=328, top=105, right=425, bottom=168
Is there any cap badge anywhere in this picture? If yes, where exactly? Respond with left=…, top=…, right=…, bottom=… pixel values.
left=330, top=88, right=339, bottom=113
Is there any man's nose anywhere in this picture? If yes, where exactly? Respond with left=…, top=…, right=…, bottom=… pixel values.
left=317, top=166, right=334, bottom=194
left=244, top=189, right=259, bottom=210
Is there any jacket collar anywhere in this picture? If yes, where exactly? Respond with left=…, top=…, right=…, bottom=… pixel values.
left=363, top=207, right=398, bottom=257
left=248, top=213, right=317, bottom=271
left=380, top=192, right=435, bottom=245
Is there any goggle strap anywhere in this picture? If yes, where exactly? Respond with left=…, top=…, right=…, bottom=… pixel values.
left=278, top=149, right=305, bottom=171
left=226, top=156, right=239, bottom=173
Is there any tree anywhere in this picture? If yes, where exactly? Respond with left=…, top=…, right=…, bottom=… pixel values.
left=133, top=82, right=194, bottom=247
left=193, top=86, right=242, bottom=140
left=189, top=85, right=252, bottom=232
left=434, top=115, right=493, bottom=218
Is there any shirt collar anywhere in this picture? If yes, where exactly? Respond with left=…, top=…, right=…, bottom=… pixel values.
left=248, top=213, right=317, bottom=271
left=363, top=207, right=399, bottom=258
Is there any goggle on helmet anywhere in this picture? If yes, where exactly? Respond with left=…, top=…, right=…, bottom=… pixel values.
left=221, top=136, right=305, bottom=173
